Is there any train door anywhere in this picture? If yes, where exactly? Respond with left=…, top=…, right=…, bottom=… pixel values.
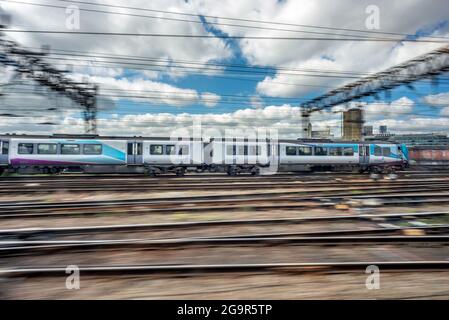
left=127, top=141, right=143, bottom=165
left=0, top=140, right=9, bottom=165
left=359, top=144, right=370, bottom=165
left=263, top=141, right=279, bottom=175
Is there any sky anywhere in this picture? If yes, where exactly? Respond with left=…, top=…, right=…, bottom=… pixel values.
left=1, top=0, right=449, bottom=138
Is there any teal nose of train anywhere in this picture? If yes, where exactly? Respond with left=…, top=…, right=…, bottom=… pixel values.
left=400, top=144, right=409, bottom=162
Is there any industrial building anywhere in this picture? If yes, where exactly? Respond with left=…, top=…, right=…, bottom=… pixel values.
left=365, top=130, right=449, bottom=147
left=311, top=128, right=333, bottom=139
left=342, top=108, right=364, bottom=141
left=389, top=133, right=449, bottom=146
left=363, top=125, right=373, bottom=136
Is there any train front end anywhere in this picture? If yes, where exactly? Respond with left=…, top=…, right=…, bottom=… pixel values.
left=400, top=143, right=409, bottom=168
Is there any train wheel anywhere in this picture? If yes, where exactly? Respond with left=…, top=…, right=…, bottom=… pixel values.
left=50, top=167, right=60, bottom=174
left=176, top=168, right=186, bottom=177
left=227, top=167, right=237, bottom=176
left=251, top=167, right=260, bottom=176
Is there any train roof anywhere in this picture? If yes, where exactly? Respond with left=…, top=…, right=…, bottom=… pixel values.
left=285, top=139, right=399, bottom=144
left=0, top=134, right=401, bottom=145
left=0, top=133, right=204, bottom=141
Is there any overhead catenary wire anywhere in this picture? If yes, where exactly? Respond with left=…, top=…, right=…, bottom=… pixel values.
left=7, top=45, right=448, bottom=86
left=4, top=86, right=449, bottom=105
left=3, top=29, right=449, bottom=43
left=33, top=54, right=449, bottom=82
left=6, top=55, right=448, bottom=89
left=0, top=0, right=425, bottom=41
left=21, top=46, right=449, bottom=81
left=50, top=0, right=449, bottom=41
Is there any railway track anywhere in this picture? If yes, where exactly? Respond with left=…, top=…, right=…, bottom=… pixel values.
left=3, top=230, right=449, bottom=255
left=0, top=210, right=446, bottom=238
left=1, top=169, right=449, bottom=179
left=2, top=261, right=449, bottom=276
left=0, top=178, right=448, bottom=193
left=0, top=173, right=448, bottom=193
left=3, top=181, right=449, bottom=207
left=2, top=186, right=449, bottom=219
left=1, top=169, right=448, bottom=294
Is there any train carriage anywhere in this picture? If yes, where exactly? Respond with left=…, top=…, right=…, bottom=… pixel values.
left=4, top=136, right=127, bottom=174
left=0, top=134, right=408, bottom=175
left=142, top=138, right=204, bottom=176
left=277, top=140, right=407, bottom=173
left=206, top=138, right=275, bottom=175
left=278, top=141, right=359, bottom=172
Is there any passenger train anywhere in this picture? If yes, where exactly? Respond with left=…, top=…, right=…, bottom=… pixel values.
left=0, top=134, right=409, bottom=175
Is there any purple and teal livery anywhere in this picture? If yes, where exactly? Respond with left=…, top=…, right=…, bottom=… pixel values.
left=9, top=139, right=126, bottom=166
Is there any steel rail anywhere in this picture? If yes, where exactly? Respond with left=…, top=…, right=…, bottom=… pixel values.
left=1, top=235, right=449, bottom=254
left=2, top=261, right=449, bottom=276
left=0, top=179, right=448, bottom=193
left=2, top=192, right=449, bottom=219
left=0, top=211, right=447, bottom=237
left=1, top=185, right=449, bottom=211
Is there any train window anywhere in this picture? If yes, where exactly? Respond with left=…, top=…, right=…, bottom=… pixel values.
left=249, top=145, right=262, bottom=156
left=83, top=144, right=102, bottom=155
left=38, top=143, right=57, bottom=155
left=237, top=145, right=246, bottom=155
left=298, top=146, right=312, bottom=156
left=249, top=145, right=256, bottom=156
left=382, top=147, right=391, bottom=157
left=61, top=144, right=80, bottom=155
left=2, top=142, right=9, bottom=155
left=314, top=146, right=328, bottom=156
left=343, top=147, right=354, bottom=156
left=165, top=145, right=176, bottom=155
left=150, top=145, right=163, bottom=155
left=127, top=143, right=133, bottom=155
left=179, top=145, right=189, bottom=155
left=374, top=146, right=382, bottom=156
left=286, top=146, right=297, bottom=156
left=329, top=147, right=343, bottom=156
left=226, top=145, right=236, bottom=156
left=18, top=143, right=34, bottom=154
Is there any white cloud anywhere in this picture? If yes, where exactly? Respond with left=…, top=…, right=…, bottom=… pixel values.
left=0, top=102, right=448, bottom=138
left=440, top=107, right=449, bottom=116
left=69, top=74, right=221, bottom=108
left=197, top=0, right=449, bottom=97
left=1, top=0, right=233, bottom=80
left=370, top=117, right=449, bottom=135
left=250, top=95, right=264, bottom=109
left=423, top=92, right=449, bottom=105
left=200, top=92, right=221, bottom=107
left=0, top=104, right=305, bottom=137
left=364, top=97, right=415, bottom=117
